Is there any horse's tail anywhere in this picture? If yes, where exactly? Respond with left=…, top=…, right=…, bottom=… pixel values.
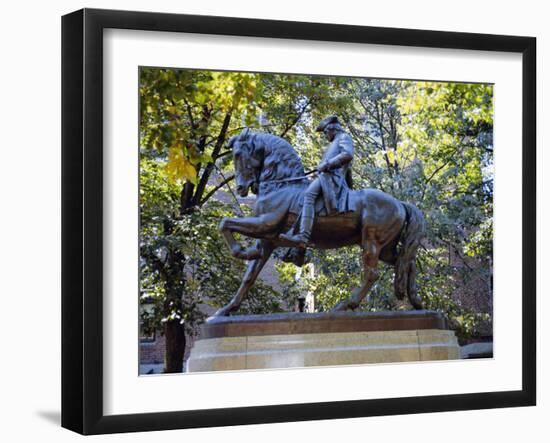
left=394, top=202, right=425, bottom=309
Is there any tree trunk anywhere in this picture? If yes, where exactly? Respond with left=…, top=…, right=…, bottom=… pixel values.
left=164, top=320, right=186, bottom=373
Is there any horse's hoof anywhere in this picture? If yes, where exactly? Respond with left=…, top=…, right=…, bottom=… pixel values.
left=331, top=301, right=349, bottom=312
left=213, top=306, right=231, bottom=317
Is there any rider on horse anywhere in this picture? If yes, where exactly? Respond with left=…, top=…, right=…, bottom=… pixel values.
left=280, top=115, right=355, bottom=248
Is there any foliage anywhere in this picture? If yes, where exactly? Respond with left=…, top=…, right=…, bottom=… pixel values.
left=139, top=159, right=286, bottom=339
left=139, top=67, right=495, bottom=371
left=272, top=79, right=494, bottom=340
left=138, top=68, right=320, bottom=370
left=139, top=158, right=204, bottom=338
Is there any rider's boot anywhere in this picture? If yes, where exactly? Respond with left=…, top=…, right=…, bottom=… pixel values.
left=279, top=201, right=314, bottom=248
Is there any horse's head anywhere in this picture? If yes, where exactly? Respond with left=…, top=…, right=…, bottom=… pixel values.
left=227, top=128, right=262, bottom=197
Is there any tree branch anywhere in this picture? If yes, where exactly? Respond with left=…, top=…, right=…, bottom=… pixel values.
left=199, top=174, right=235, bottom=206
left=183, top=98, right=196, bottom=130
left=420, top=137, right=468, bottom=202
left=180, top=182, right=194, bottom=213
left=214, top=165, right=245, bottom=216
left=192, top=112, right=232, bottom=206
left=279, top=98, right=312, bottom=138
left=375, top=103, right=393, bottom=176
left=215, top=150, right=233, bottom=160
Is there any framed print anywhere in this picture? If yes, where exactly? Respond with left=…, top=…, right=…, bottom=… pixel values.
left=61, top=8, right=536, bottom=435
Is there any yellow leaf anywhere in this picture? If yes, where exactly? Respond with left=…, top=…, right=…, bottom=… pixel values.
left=181, top=161, right=198, bottom=185
left=167, top=146, right=198, bottom=185
left=386, top=149, right=395, bottom=164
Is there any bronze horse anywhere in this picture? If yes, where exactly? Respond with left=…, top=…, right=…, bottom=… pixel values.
left=214, top=129, right=425, bottom=316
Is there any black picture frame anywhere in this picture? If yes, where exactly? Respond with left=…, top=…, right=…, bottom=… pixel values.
left=62, top=8, right=536, bottom=435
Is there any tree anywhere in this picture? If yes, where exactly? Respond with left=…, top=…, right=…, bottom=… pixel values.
left=277, top=79, right=494, bottom=340
left=140, top=69, right=264, bottom=372
left=139, top=69, right=339, bottom=371
left=140, top=69, right=495, bottom=374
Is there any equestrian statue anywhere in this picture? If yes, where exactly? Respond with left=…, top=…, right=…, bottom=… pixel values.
left=215, top=116, right=425, bottom=317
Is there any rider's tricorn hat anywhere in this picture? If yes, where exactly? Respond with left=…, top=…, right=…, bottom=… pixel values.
left=316, top=115, right=341, bottom=132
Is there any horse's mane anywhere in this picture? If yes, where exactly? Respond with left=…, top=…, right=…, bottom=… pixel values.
left=252, top=132, right=305, bottom=182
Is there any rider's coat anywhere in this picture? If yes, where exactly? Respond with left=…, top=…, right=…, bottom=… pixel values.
left=318, top=131, right=355, bottom=214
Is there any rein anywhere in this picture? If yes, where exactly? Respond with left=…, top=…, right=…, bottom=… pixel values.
left=261, top=169, right=317, bottom=185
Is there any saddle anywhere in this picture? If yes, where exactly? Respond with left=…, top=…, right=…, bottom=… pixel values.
left=288, top=188, right=355, bottom=218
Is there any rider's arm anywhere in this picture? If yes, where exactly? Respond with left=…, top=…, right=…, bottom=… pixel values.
left=320, top=152, right=352, bottom=171
left=319, top=134, right=354, bottom=171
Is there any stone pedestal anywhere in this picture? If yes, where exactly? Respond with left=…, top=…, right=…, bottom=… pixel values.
left=186, top=310, right=459, bottom=372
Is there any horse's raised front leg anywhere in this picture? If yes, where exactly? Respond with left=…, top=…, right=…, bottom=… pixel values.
left=213, top=240, right=275, bottom=317
left=219, top=207, right=287, bottom=260
left=332, top=230, right=381, bottom=312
